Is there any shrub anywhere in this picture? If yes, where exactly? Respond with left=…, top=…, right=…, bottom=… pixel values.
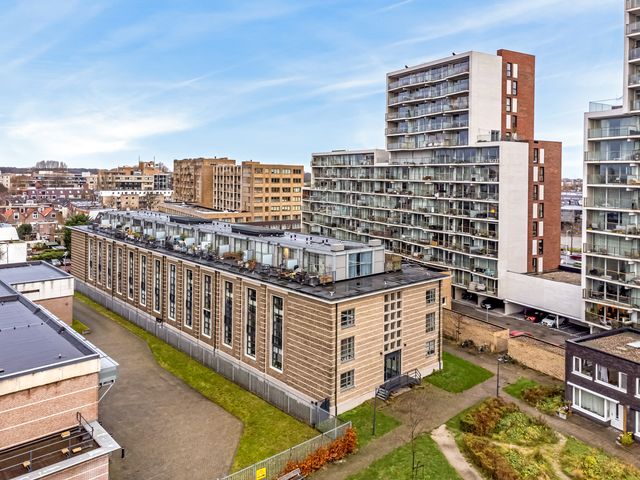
left=522, top=385, right=565, bottom=415
left=620, top=432, right=635, bottom=447
left=492, top=412, right=558, bottom=446
left=462, top=434, right=521, bottom=480
left=459, top=397, right=518, bottom=437
left=280, top=427, right=357, bottom=477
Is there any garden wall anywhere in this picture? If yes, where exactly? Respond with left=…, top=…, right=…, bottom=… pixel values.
left=442, top=309, right=509, bottom=353
left=508, top=336, right=565, bottom=380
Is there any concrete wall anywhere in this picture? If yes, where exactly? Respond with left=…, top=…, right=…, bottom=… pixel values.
left=442, top=309, right=509, bottom=353
left=501, top=271, right=582, bottom=321
left=468, top=51, right=502, bottom=142
left=508, top=336, right=565, bottom=380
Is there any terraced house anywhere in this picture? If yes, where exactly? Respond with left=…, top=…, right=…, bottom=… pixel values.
left=70, top=211, right=449, bottom=414
left=303, top=49, right=562, bottom=308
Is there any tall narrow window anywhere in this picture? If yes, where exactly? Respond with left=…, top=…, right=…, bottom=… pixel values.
left=140, top=255, right=147, bottom=306
left=271, top=296, right=284, bottom=370
left=184, top=269, right=193, bottom=328
left=202, top=274, right=212, bottom=337
left=88, top=240, right=94, bottom=280
left=246, top=288, right=257, bottom=357
left=97, top=241, right=102, bottom=284
left=127, top=251, right=134, bottom=300
left=107, top=245, right=112, bottom=289
left=116, top=248, right=122, bottom=294
left=168, top=264, right=176, bottom=320
left=153, top=259, right=161, bottom=313
left=224, top=281, right=233, bottom=346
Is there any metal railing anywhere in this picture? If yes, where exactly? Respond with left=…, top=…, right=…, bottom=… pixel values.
left=218, top=421, right=351, bottom=480
left=388, top=63, right=469, bottom=89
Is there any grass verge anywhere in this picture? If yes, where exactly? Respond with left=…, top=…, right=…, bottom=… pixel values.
left=338, top=401, right=401, bottom=449
left=425, top=351, right=493, bottom=393
left=345, top=432, right=462, bottom=480
left=71, top=318, right=90, bottom=334
left=560, top=436, right=640, bottom=480
left=504, top=377, right=565, bottom=415
left=503, top=377, right=539, bottom=399
left=75, top=292, right=317, bottom=471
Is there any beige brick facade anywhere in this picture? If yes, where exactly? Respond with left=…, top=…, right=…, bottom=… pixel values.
left=36, top=296, right=73, bottom=325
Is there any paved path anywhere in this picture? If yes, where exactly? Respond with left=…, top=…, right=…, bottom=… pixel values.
left=432, top=425, right=482, bottom=480
left=75, top=301, right=243, bottom=480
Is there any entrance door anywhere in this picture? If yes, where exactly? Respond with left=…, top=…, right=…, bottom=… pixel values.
left=610, top=402, right=624, bottom=430
left=384, top=350, right=402, bottom=381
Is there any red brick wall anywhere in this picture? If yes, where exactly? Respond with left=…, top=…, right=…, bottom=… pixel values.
left=36, top=296, right=73, bottom=325
left=497, top=49, right=535, bottom=141
left=43, top=454, right=109, bottom=480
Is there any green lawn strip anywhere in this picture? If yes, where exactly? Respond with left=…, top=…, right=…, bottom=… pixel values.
left=425, top=351, right=493, bottom=393
left=560, top=436, right=640, bottom=480
left=346, top=432, right=462, bottom=480
left=71, top=318, right=90, bottom=334
left=338, top=400, right=401, bottom=449
left=74, top=292, right=317, bottom=471
left=503, top=377, right=539, bottom=400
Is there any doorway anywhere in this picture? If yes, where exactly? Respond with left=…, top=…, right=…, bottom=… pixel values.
left=384, top=350, right=402, bottom=381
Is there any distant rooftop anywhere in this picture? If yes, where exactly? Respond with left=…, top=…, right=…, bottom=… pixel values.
left=575, top=328, right=640, bottom=364
left=527, top=269, right=581, bottom=286
left=0, top=296, right=98, bottom=380
left=0, top=261, right=70, bottom=286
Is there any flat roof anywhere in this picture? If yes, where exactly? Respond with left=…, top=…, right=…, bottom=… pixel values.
left=78, top=227, right=448, bottom=301
left=0, top=296, right=98, bottom=380
left=573, top=328, right=640, bottom=363
left=527, top=269, right=581, bottom=286
left=0, top=261, right=70, bottom=285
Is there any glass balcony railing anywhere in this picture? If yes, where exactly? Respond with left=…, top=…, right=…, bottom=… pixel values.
left=388, top=63, right=469, bottom=90
left=584, top=197, right=640, bottom=209
left=628, top=21, right=640, bottom=35
left=588, top=126, right=640, bottom=138
left=386, top=119, right=469, bottom=135
left=630, top=73, right=640, bottom=85
left=630, top=47, right=640, bottom=60
left=386, top=100, right=470, bottom=120
left=586, top=174, right=640, bottom=185
left=388, top=81, right=469, bottom=105
left=584, top=244, right=640, bottom=259
left=584, top=151, right=640, bottom=162
left=387, top=137, right=466, bottom=150
left=586, top=222, right=640, bottom=236
left=628, top=0, right=640, bottom=10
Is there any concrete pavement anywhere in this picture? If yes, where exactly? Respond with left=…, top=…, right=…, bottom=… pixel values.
left=75, top=301, right=243, bottom=480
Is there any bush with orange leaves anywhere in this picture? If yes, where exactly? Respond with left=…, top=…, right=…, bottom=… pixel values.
left=279, top=427, right=357, bottom=477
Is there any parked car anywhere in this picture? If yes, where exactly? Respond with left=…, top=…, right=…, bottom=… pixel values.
left=523, top=309, right=545, bottom=323
left=480, top=297, right=501, bottom=310
left=50, top=259, right=62, bottom=267
left=540, top=315, right=557, bottom=327
left=510, top=330, right=533, bottom=338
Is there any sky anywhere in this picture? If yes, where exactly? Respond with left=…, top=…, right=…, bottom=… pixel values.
left=0, top=0, right=626, bottom=177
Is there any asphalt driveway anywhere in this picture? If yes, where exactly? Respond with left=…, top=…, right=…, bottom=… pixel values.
left=75, top=300, right=242, bottom=480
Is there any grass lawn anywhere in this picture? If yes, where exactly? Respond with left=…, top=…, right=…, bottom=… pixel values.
left=338, top=401, right=401, bottom=449
left=75, top=292, right=317, bottom=471
left=503, top=377, right=539, bottom=399
left=346, top=432, right=462, bottom=480
left=424, top=351, right=493, bottom=393
left=71, top=318, right=90, bottom=334
left=560, top=436, right=640, bottom=480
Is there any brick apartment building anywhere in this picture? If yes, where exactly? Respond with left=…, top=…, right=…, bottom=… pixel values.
left=71, top=210, right=449, bottom=413
left=303, top=49, right=562, bottom=313
left=0, top=266, right=119, bottom=479
left=171, top=158, right=304, bottom=225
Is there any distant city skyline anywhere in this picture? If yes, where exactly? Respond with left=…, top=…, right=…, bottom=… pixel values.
left=0, top=0, right=623, bottom=176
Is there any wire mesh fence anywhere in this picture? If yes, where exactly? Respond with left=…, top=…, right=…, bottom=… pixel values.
left=75, top=280, right=335, bottom=428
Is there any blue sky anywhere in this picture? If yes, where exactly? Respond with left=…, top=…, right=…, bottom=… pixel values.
left=0, top=0, right=625, bottom=176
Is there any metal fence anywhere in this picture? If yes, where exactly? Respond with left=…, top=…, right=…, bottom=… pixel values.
left=75, top=280, right=334, bottom=428
left=219, top=421, right=352, bottom=480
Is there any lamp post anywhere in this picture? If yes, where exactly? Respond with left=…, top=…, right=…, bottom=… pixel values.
left=484, top=304, right=490, bottom=323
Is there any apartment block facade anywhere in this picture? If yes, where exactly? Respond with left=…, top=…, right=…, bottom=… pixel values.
left=303, top=50, right=561, bottom=302
left=96, top=161, right=171, bottom=191
left=71, top=211, right=449, bottom=413
left=172, top=158, right=304, bottom=224
left=582, top=1, right=640, bottom=330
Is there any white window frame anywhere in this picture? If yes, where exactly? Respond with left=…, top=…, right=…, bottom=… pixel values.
left=153, top=259, right=161, bottom=314
left=568, top=383, right=610, bottom=422
left=426, top=340, right=436, bottom=356
left=636, top=410, right=640, bottom=436
left=595, top=364, right=628, bottom=393
left=425, top=289, right=436, bottom=304
left=636, top=377, right=640, bottom=399
left=572, top=356, right=594, bottom=379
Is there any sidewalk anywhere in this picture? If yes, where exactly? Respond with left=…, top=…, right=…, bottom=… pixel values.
left=445, top=342, right=640, bottom=468
left=432, top=425, right=482, bottom=480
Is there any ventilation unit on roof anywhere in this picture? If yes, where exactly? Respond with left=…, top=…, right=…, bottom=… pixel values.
left=627, top=340, right=640, bottom=349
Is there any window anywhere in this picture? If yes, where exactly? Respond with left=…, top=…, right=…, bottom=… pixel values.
left=202, top=274, right=212, bottom=337
left=506, top=62, right=513, bottom=77
left=572, top=386, right=605, bottom=419
left=596, top=364, right=627, bottom=391
left=511, top=80, right=518, bottom=95
left=224, top=281, right=233, bottom=346
left=340, top=370, right=354, bottom=390
left=573, top=356, right=594, bottom=378
left=341, top=337, right=355, bottom=362
left=168, top=264, right=176, bottom=320
left=347, top=251, right=372, bottom=278
left=426, top=289, right=436, bottom=304
left=539, top=167, right=545, bottom=182
left=96, top=242, right=102, bottom=284
left=506, top=97, right=512, bottom=112
left=88, top=240, right=94, bottom=280
left=107, top=245, right=112, bottom=289
left=532, top=221, right=538, bottom=237
left=246, top=288, right=256, bottom=357
left=184, top=269, right=193, bottom=328
left=531, top=257, right=538, bottom=271
left=341, top=309, right=355, bottom=328
left=637, top=377, right=640, bottom=398
left=153, top=259, right=161, bottom=313
left=271, top=296, right=284, bottom=370
left=127, top=251, right=134, bottom=300
left=426, top=340, right=436, bottom=356
left=140, top=255, right=147, bottom=306
left=533, top=148, right=539, bottom=163
left=512, top=115, right=517, bottom=129
left=116, top=248, right=123, bottom=294
left=538, top=240, right=544, bottom=255
left=538, top=203, right=544, bottom=218
left=426, top=313, right=436, bottom=333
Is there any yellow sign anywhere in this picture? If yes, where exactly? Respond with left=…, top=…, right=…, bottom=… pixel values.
left=256, top=467, right=266, bottom=480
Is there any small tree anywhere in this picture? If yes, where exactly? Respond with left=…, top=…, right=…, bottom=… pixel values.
left=17, top=223, right=33, bottom=240
left=64, top=213, right=91, bottom=257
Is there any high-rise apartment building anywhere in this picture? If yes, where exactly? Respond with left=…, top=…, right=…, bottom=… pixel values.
left=96, top=161, right=171, bottom=191
left=582, top=0, right=640, bottom=330
left=172, top=158, right=304, bottom=224
left=304, top=50, right=562, bottom=303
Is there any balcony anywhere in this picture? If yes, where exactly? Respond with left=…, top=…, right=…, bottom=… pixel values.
left=388, top=63, right=470, bottom=90
left=386, top=119, right=469, bottom=135
left=584, top=244, right=640, bottom=259
left=587, top=222, right=640, bottom=237
left=584, top=289, right=640, bottom=308
left=583, top=197, right=640, bottom=210
left=588, top=126, right=640, bottom=138
left=628, top=0, right=640, bottom=11
left=387, top=137, right=465, bottom=150
left=386, top=100, right=470, bottom=120
left=630, top=47, right=640, bottom=61
left=584, top=151, right=640, bottom=162
left=388, top=81, right=470, bottom=106
left=628, top=21, right=640, bottom=36
left=586, top=174, right=640, bottom=185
